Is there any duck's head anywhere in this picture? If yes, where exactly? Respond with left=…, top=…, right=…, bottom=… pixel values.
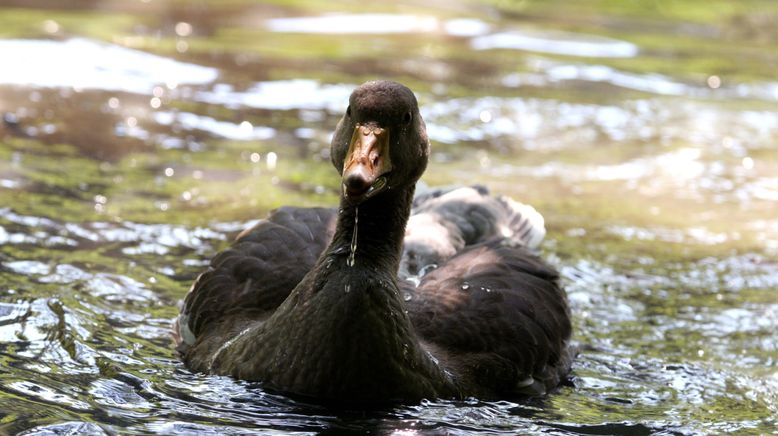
left=331, top=81, right=429, bottom=205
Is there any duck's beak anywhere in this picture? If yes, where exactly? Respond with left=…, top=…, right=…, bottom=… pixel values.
left=342, top=124, right=392, bottom=203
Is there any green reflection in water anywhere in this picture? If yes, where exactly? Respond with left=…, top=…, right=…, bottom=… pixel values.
left=0, top=0, right=777, bottom=434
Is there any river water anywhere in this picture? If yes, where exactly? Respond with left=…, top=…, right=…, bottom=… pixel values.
left=1, top=1, right=776, bottom=434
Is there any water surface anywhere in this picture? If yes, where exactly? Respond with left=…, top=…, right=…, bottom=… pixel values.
left=1, top=0, right=777, bottom=434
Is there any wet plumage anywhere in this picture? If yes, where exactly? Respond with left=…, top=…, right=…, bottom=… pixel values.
left=174, top=80, right=573, bottom=403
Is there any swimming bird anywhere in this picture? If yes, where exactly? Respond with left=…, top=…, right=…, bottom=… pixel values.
left=173, top=80, right=572, bottom=403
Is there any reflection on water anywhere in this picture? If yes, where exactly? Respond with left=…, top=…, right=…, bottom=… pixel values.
left=537, top=61, right=778, bottom=102
left=471, top=29, right=638, bottom=58
left=543, top=63, right=688, bottom=96
left=195, top=79, right=353, bottom=111
left=154, top=111, right=276, bottom=141
left=0, top=38, right=217, bottom=93
left=266, top=14, right=440, bottom=34
left=1, top=0, right=777, bottom=434
left=266, top=14, right=493, bottom=38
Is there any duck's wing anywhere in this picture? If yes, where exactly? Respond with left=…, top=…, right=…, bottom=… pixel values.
left=402, top=186, right=545, bottom=277
left=174, top=206, right=337, bottom=366
left=405, top=239, right=572, bottom=396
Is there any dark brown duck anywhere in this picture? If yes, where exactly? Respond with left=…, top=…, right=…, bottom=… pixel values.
left=173, top=80, right=573, bottom=403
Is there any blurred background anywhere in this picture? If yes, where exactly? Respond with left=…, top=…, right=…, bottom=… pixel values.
left=0, top=0, right=776, bottom=434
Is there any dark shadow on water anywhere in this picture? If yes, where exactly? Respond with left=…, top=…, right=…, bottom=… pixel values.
left=547, top=422, right=686, bottom=436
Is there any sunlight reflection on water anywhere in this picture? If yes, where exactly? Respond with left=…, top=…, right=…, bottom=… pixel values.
left=1, top=2, right=778, bottom=434
left=154, top=112, right=276, bottom=141
left=0, top=38, right=217, bottom=93
left=195, top=79, right=353, bottom=111
left=472, top=29, right=639, bottom=58
left=266, top=14, right=440, bottom=34
left=265, top=14, right=491, bottom=37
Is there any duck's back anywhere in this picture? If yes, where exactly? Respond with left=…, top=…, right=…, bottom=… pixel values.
left=404, top=240, right=572, bottom=396
left=403, top=186, right=572, bottom=396
left=402, top=185, right=546, bottom=276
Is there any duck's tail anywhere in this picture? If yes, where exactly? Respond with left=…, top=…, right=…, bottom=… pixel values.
left=496, top=195, right=546, bottom=250
left=402, top=185, right=548, bottom=277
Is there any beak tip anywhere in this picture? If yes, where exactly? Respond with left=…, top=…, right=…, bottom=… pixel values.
left=343, top=166, right=373, bottom=197
left=341, top=175, right=388, bottom=203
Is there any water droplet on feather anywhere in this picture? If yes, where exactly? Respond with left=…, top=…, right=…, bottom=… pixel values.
left=347, top=206, right=358, bottom=267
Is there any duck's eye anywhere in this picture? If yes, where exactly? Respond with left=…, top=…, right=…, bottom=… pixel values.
left=403, top=111, right=412, bottom=124
left=346, top=105, right=351, bottom=117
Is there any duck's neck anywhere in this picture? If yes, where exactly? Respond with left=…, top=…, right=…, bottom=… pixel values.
left=216, top=183, right=457, bottom=401
left=328, top=185, right=415, bottom=273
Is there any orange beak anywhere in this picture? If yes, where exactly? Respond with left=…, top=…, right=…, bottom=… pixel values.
left=342, top=124, right=392, bottom=203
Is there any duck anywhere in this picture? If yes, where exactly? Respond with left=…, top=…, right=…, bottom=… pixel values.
left=173, top=80, right=573, bottom=403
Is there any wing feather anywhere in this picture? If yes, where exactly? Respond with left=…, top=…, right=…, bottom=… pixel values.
left=175, top=207, right=337, bottom=355
left=406, top=239, right=572, bottom=393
